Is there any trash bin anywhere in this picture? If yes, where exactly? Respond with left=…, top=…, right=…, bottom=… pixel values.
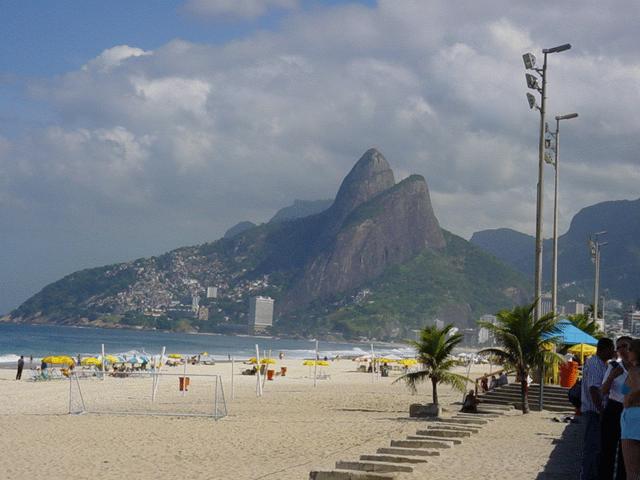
left=179, top=376, right=190, bottom=391
left=280, top=366, right=287, bottom=377
left=267, top=369, right=275, bottom=381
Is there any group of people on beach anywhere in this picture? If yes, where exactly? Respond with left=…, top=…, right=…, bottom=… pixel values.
left=579, top=336, right=640, bottom=480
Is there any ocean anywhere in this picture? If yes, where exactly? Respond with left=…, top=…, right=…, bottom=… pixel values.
left=0, top=323, right=412, bottom=364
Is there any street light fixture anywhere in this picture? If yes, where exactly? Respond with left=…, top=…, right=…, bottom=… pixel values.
left=546, top=112, right=578, bottom=322
left=589, top=232, right=607, bottom=330
left=523, top=43, right=572, bottom=412
left=522, top=43, right=572, bottom=324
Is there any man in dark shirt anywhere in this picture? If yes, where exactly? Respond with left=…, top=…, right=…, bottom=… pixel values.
left=16, top=355, right=25, bottom=380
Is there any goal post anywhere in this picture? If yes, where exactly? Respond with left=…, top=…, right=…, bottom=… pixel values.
left=69, top=371, right=227, bottom=419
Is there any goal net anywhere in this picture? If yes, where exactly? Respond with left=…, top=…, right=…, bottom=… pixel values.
left=69, top=371, right=227, bottom=419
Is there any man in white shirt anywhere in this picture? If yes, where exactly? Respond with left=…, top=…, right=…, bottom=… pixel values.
left=580, top=337, right=615, bottom=480
left=599, top=336, right=633, bottom=480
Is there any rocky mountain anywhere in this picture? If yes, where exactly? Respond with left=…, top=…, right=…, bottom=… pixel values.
left=269, top=199, right=332, bottom=223
left=6, top=148, right=529, bottom=339
left=223, top=221, right=257, bottom=239
left=470, top=228, right=535, bottom=276
left=471, top=198, right=640, bottom=301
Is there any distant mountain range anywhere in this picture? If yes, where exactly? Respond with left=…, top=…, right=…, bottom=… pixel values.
left=5, top=149, right=529, bottom=340
left=471, top=198, right=640, bottom=302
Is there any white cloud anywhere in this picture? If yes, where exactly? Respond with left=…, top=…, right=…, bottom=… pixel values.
left=82, top=45, right=151, bottom=72
left=3, top=0, right=640, bottom=311
left=184, top=0, right=297, bottom=19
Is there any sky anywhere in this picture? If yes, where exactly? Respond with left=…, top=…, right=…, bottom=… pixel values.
left=1, top=0, right=639, bottom=313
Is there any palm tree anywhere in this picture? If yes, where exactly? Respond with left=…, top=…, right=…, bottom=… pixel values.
left=478, top=302, right=562, bottom=414
left=568, top=312, right=604, bottom=338
left=395, top=324, right=468, bottom=406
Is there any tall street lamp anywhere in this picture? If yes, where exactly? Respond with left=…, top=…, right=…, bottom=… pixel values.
left=589, top=231, right=608, bottom=330
left=545, top=113, right=578, bottom=319
left=523, top=43, right=572, bottom=322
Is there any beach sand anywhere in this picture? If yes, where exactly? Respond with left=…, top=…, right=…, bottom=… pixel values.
left=0, top=360, right=580, bottom=479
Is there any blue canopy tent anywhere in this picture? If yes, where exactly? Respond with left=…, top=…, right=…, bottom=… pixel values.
left=544, top=319, right=598, bottom=346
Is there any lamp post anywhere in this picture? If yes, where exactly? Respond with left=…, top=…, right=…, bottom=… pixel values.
left=589, top=232, right=607, bottom=329
left=523, top=43, right=572, bottom=322
left=523, top=43, right=571, bottom=412
left=545, top=113, right=578, bottom=319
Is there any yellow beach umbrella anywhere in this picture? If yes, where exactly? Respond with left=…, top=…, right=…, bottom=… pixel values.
left=568, top=343, right=597, bottom=363
left=168, top=353, right=182, bottom=359
left=42, top=355, right=75, bottom=366
left=81, top=357, right=102, bottom=366
left=103, top=354, right=120, bottom=364
left=261, top=358, right=276, bottom=365
left=248, top=357, right=258, bottom=364
left=398, top=359, right=418, bottom=366
left=303, top=360, right=329, bottom=367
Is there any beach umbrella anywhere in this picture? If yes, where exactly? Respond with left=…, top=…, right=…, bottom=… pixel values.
left=544, top=319, right=598, bottom=346
left=81, top=357, right=102, bottom=367
left=248, top=357, right=259, bottom=364
left=42, top=355, right=75, bottom=366
left=261, top=358, right=276, bottom=365
left=303, top=360, right=329, bottom=367
left=168, top=354, right=182, bottom=359
left=101, top=354, right=120, bottom=364
left=398, top=359, right=418, bottom=366
left=567, top=343, right=597, bottom=363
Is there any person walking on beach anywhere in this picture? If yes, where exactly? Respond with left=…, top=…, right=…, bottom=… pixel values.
left=621, top=339, right=640, bottom=479
left=600, top=336, right=632, bottom=480
left=16, top=355, right=24, bottom=380
left=580, top=337, right=615, bottom=480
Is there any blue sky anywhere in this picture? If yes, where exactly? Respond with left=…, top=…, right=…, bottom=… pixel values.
left=1, top=0, right=639, bottom=314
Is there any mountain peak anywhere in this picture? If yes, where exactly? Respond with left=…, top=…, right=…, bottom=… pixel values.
left=330, top=148, right=395, bottom=222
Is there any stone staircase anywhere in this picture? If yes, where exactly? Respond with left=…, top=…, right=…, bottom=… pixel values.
left=308, top=404, right=513, bottom=479
left=478, top=383, right=574, bottom=412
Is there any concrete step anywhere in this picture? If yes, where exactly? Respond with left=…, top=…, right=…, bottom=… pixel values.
left=483, top=390, right=569, bottom=402
left=310, top=471, right=395, bottom=480
left=360, top=454, right=428, bottom=464
left=474, top=403, right=513, bottom=411
left=436, top=417, right=488, bottom=426
left=407, top=435, right=461, bottom=445
left=391, top=439, right=452, bottom=449
left=456, top=412, right=501, bottom=419
left=418, top=429, right=470, bottom=438
left=423, top=423, right=480, bottom=433
left=376, top=447, right=440, bottom=457
left=481, top=397, right=572, bottom=411
left=335, top=461, right=413, bottom=474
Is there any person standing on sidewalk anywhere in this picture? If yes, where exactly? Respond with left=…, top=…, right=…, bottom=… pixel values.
left=600, top=336, right=633, bottom=480
left=581, top=337, right=615, bottom=480
left=16, top=355, right=24, bottom=380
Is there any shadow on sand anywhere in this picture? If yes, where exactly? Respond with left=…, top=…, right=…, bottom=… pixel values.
left=536, top=419, right=584, bottom=479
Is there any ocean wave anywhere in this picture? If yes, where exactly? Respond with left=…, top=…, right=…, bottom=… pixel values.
left=0, top=354, right=21, bottom=363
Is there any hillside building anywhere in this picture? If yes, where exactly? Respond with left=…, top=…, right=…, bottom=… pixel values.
left=478, top=314, right=497, bottom=345
left=565, top=300, right=585, bottom=315
left=624, top=309, right=640, bottom=332
left=206, top=286, right=218, bottom=299
left=248, top=296, right=274, bottom=334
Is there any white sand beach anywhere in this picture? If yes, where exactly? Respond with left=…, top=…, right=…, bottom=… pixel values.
left=0, top=360, right=579, bottom=479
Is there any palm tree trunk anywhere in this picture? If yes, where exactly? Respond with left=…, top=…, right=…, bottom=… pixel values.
left=431, top=377, right=438, bottom=406
left=520, top=369, right=529, bottom=414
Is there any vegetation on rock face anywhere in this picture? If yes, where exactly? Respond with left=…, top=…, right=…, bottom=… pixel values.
left=395, top=324, right=468, bottom=406
left=478, top=302, right=563, bottom=414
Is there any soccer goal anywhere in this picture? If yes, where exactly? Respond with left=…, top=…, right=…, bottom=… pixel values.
left=69, top=371, right=227, bottom=420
